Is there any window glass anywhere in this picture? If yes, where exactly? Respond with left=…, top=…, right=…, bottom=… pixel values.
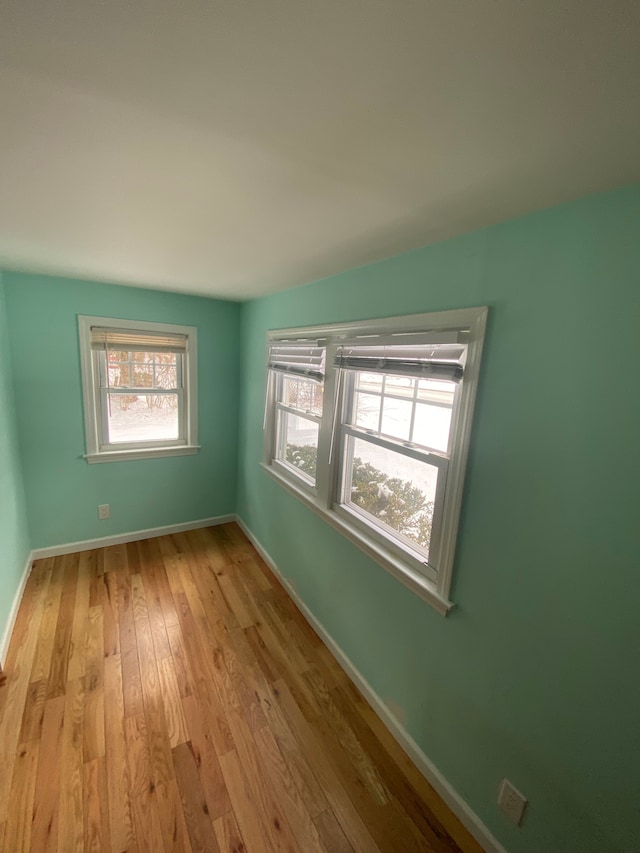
left=413, top=403, right=452, bottom=453
left=347, top=436, right=438, bottom=557
left=380, top=396, right=413, bottom=441
left=283, top=376, right=323, bottom=415
left=106, top=393, right=179, bottom=443
left=354, top=392, right=381, bottom=431
left=279, top=412, right=319, bottom=480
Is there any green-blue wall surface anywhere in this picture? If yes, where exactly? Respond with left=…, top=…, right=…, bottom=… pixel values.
left=237, top=185, right=640, bottom=853
left=0, top=275, right=30, bottom=653
left=3, top=273, right=241, bottom=549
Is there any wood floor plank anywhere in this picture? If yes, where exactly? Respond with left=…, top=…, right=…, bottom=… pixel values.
left=47, top=553, right=80, bottom=699
left=272, top=679, right=382, bottom=853
left=3, top=738, right=39, bottom=853
left=158, top=656, right=190, bottom=748
left=155, top=777, right=195, bottom=853
left=67, top=551, right=92, bottom=681
left=212, top=810, right=245, bottom=853
left=29, top=558, right=63, bottom=684
left=0, top=560, right=52, bottom=824
left=58, top=678, right=85, bottom=853
left=253, top=723, right=327, bottom=852
left=125, top=713, right=168, bottom=853
left=218, top=748, right=274, bottom=853
left=218, top=707, right=300, bottom=853
left=117, top=568, right=145, bottom=719
left=313, top=808, right=356, bottom=853
left=83, top=605, right=106, bottom=762
left=104, top=653, right=135, bottom=853
left=31, top=695, right=66, bottom=853
left=83, top=758, right=112, bottom=853
left=19, top=678, right=47, bottom=743
left=0, top=524, right=483, bottom=853
left=131, top=573, right=176, bottom=790
left=182, top=694, right=231, bottom=820
left=166, top=623, right=196, bottom=699
left=172, top=741, right=221, bottom=853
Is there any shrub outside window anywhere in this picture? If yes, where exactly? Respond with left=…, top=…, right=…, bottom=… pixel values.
left=263, top=308, right=487, bottom=614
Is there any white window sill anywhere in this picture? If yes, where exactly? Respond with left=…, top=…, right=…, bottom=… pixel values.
left=260, top=462, right=454, bottom=616
left=84, top=445, right=201, bottom=464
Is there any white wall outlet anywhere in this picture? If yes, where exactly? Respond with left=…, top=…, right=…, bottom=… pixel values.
left=498, top=778, right=527, bottom=826
left=98, top=504, right=110, bottom=520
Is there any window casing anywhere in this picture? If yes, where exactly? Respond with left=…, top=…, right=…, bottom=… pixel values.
left=263, top=308, right=487, bottom=614
left=79, top=316, right=199, bottom=463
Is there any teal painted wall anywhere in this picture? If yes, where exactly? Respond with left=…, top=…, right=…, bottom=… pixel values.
left=3, top=273, right=241, bottom=549
left=237, top=185, right=640, bottom=853
left=0, top=275, right=30, bottom=654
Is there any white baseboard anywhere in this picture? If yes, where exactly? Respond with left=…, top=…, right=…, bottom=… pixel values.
left=235, top=516, right=508, bottom=853
left=30, top=514, right=236, bottom=560
left=0, top=550, right=33, bottom=669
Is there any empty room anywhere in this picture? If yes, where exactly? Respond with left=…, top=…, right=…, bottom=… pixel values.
left=0, top=2, right=639, bottom=852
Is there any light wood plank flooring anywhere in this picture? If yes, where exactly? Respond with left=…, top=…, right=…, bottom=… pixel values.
left=0, top=523, right=483, bottom=853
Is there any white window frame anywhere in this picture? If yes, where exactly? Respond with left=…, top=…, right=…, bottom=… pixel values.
left=78, top=315, right=199, bottom=463
left=263, top=307, right=488, bottom=615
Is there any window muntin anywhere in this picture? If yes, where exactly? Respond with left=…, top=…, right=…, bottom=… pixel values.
left=351, top=372, right=455, bottom=453
left=263, top=308, right=487, bottom=613
left=79, top=316, right=198, bottom=462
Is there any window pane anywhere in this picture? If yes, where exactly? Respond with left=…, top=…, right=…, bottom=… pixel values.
left=417, top=379, right=455, bottom=406
left=279, top=411, right=319, bottom=481
left=154, top=364, right=178, bottom=389
left=347, top=437, right=438, bottom=556
left=384, top=376, right=415, bottom=399
left=380, top=396, right=412, bottom=441
left=108, top=363, right=131, bottom=386
left=282, top=376, right=323, bottom=415
left=356, top=372, right=384, bottom=393
left=354, top=392, right=381, bottom=431
left=413, top=403, right=452, bottom=452
left=131, top=366, right=154, bottom=388
left=107, top=394, right=179, bottom=443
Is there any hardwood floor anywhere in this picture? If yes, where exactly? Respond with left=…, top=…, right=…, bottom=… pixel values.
left=0, top=523, right=483, bottom=853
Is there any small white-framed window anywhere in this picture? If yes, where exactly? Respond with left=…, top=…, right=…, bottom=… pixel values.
left=265, top=339, right=326, bottom=489
left=78, top=316, right=199, bottom=463
left=263, top=307, right=487, bottom=615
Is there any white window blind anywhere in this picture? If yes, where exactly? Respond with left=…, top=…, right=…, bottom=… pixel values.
left=90, top=327, right=188, bottom=353
left=334, top=341, right=466, bottom=383
left=267, top=339, right=326, bottom=382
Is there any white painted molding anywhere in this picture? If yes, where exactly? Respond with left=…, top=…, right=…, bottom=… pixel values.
left=30, top=514, right=235, bottom=560
left=0, top=551, right=33, bottom=669
left=235, top=515, right=509, bottom=853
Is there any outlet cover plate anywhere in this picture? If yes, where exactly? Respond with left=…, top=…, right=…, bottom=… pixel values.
left=98, top=504, right=110, bottom=520
left=498, top=778, right=527, bottom=826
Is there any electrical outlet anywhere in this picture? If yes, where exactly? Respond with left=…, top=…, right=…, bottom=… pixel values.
left=498, top=778, right=527, bottom=826
left=98, top=504, right=110, bottom=520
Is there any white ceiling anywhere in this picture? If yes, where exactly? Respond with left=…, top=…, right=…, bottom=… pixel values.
left=0, top=1, right=638, bottom=300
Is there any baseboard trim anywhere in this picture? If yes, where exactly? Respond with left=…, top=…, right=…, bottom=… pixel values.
left=0, top=550, right=33, bottom=669
left=235, top=515, right=508, bottom=853
left=31, top=514, right=236, bottom=560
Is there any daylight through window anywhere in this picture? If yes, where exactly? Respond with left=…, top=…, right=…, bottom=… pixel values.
left=263, top=308, right=487, bottom=613
left=79, top=317, right=198, bottom=462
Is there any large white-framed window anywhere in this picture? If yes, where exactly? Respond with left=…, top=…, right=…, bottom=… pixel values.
left=78, top=315, right=199, bottom=463
left=263, top=307, right=487, bottom=614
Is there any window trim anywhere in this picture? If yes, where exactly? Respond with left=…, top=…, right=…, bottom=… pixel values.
left=263, top=306, right=488, bottom=615
left=78, top=315, right=199, bottom=463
